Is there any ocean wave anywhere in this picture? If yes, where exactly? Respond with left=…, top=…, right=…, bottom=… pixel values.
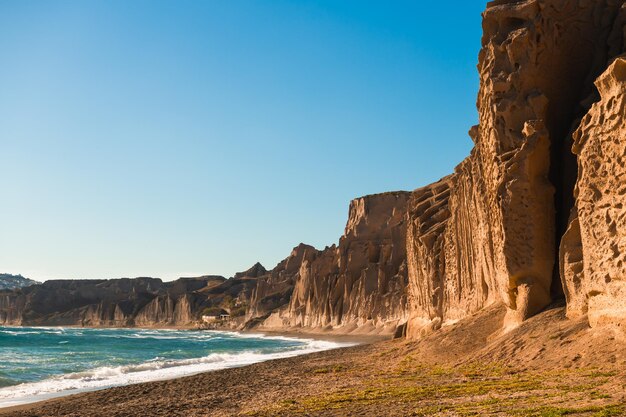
left=0, top=336, right=355, bottom=408
left=100, top=331, right=218, bottom=341
left=101, top=334, right=182, bottom=340
left=0, top=330, right=64, bottom=336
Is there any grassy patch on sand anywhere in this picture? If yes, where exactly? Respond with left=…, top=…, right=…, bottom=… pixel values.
left=245, top=361, right=624, bottom=416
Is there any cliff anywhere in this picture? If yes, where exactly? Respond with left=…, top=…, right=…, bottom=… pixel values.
left=561, top=55, right=626, bottom=329
left=253, top=0, right=626, bottom=338
left=246, top=192, right=410, bottom=335
left=406, top=0, right=626, bottom=338
left=246, top=244, right=318, bottom=323
left=0, top=192, right=411, bottom=334
left=0, top=274, right=258, bottom=327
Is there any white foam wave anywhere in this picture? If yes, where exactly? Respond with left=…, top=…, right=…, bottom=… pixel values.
left=0, top=330, right=64, bottom=336
left=0, top=335, right=354, bottom=408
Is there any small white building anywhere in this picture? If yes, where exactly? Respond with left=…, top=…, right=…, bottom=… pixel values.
left=202, top=314, right=231, bottom=323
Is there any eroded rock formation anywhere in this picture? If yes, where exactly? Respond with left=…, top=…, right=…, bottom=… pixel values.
left=561, top=56, right=626, bottom=329
left=407, top=0, right=626, bottom=338
left=0, top=275, right=256, bottom=327
left=247, top=192, right=410, bottom=334
left=246, top=244, right=317, bottom=323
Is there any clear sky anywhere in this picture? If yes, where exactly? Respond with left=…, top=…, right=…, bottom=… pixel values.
left=1, top=1, right=484, bottom=281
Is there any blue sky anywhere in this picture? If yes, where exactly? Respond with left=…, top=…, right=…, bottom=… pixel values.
left=0, top=1, right=484, bottom=281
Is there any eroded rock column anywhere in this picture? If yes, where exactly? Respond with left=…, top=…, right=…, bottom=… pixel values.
left=561, top=57, right=626, bottom=329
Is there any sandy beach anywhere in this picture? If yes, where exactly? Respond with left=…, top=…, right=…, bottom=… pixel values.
left=0, top=329, right=383, bottom=415
left=2, top=306, right=625, bottom=417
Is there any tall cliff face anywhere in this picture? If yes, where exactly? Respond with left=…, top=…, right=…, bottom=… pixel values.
left=133, top=293, right=197, bottom=327
left=248, top=192, right=410, bottom=334
left=407, top=0, right=626, bottom=338
left=406, top=177, right=453, bottom=332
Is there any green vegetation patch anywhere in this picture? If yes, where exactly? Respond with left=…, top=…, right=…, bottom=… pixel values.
left=311, top=365, right=347, bottom=374
left=510, top=404, right=625, bottom=417
left=244, top=361, right=624, bottom=417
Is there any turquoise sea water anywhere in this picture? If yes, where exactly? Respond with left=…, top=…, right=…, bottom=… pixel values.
left=0, top=326, right=349, bottom=407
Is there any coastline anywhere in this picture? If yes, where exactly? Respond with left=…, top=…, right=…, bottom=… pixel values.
left=0, top=327, right=379, bottom=413
left=0, top=342, right=372, bottom=416
left=2, top=307, right=625, bottom=416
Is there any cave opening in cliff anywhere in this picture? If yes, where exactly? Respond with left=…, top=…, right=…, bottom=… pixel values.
left=544, top=65, right=607, bottom=302
left=541, top=4, right=624, bottom=303
left=544, top=40, right=621, bottom=303
left=547, top=124, right=576, bottom=301
left=538, top=2, right=625, bottom=306
left=542, top=45, right=597, bottom=303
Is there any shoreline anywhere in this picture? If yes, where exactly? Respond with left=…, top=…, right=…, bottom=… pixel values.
left=0, top=343, right=371, bottom=416
left=0, top=327, right=379, bottom=413
left=2, top=307, right=625, bottom=416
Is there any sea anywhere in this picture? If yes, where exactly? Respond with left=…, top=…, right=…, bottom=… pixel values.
left=0, top=326, right=352, bottom=408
